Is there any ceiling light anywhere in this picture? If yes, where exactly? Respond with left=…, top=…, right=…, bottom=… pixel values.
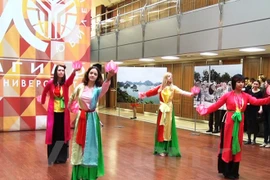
left=200, top=52, right=218, bottom=56
left=114, top=61, right=123, bottom=64
left=139, top=58, right=155, bottom=62
left=161, top=56, right=179, bottom=60
left=239, top=47, right=265, bottom=52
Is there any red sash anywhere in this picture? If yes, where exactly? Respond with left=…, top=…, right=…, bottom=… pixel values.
left=76, top=109, right=95, bottom=148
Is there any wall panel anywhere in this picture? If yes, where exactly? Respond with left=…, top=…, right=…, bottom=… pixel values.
left=144, top=37, right=178, bottom=57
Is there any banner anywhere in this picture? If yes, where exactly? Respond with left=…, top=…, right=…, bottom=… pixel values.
left=0, top=0, right=91, bottom=131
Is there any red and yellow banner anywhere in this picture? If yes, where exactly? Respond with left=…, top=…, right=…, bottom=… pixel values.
left=0, top=0, right=91, bottom=131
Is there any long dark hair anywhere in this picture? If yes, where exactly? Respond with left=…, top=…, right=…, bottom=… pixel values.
left=209, top=84, right=215, bottom=95
left=53, top=64, right=66, bottom=86
left=82, top=66, right=103, bottom=87
left=231, top=74, right=245, bottom=90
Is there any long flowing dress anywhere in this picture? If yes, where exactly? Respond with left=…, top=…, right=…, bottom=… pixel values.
left=202, top=91, right=270, bottom=178
left=144, top=85, right=192, bottom=156
left=41, top=72, right=75, bottom=164
left=68, top=80, right=110, bottom=180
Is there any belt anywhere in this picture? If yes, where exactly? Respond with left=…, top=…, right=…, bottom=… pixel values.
left=79, top=108, right=95, bottom=113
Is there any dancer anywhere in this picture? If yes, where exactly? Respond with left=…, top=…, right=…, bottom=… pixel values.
left=197, top=74, right=270, bottom=179
left=41, top=64, right=81, bottom=165
left=68, top=65, right=116, bottom=180
left=139, top=72, right=195, bottom=157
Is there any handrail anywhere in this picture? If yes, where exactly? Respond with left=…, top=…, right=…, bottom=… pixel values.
left=91, top=0, right=231, bottom=37
left=96, top=0, right=141, bottom=18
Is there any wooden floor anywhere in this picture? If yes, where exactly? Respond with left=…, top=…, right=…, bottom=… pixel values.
left=0, top=114, right=269, bottom=180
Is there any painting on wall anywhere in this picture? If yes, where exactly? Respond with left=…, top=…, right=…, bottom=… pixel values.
left=194, top=64, right=243, bottom=109
left=117, top=67, right=167, bottom=104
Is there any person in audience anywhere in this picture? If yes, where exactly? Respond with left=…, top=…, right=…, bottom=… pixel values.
left=260, top=79, right=270, bottom=148
left=206, top=111, right=219, bottom=133
left=245, top=80, right=263, bottom=145
left=243, top=77, right=252, bottom=93
left=258, top=74, right=266, bottom=92
left=206, top=83, right=224, bottom=133
left=206, top=110, right=225, bottom=133
left=68, top=66, right=115, bottom=180
left=41, top=64, right=80, bottom=165
left=243, top=77, right=252, bottom=132
left=139, top=72, right=196, bottom=157
left=197, top=74, right=270, bottom=179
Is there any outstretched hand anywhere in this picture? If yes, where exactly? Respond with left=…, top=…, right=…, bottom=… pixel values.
left=196, top=104, right=207, bottom=115
left=138, top=92, right=146, bottom=99
left=191, top=86, right=200, bottom=96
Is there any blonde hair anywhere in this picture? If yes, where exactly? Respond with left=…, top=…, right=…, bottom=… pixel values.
left=159, top=72, right=173, bottom=92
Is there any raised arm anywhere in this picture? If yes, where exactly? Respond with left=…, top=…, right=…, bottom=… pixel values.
left=99, top=80, right=111, bottom=99
left=99, top=70, right=115, bottom=98
left=65, top=71, right=76, bottom=87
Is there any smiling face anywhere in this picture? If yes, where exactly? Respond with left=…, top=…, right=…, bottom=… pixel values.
left=88, top=68, right=98, bottom=82
left=252, top=80, right=260, bottom=89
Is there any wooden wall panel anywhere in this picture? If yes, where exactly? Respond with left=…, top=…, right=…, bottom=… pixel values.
left=124, top=3, right=133, bottom=28
left=109, top=88, right=117, bottom=108
left=180, top=63, right=194, bottom=118
left=148, top=0, right=159, bottom=22
left=99, top=96, right=105, bottom=106
left=169, top=8, right=176, bottom=17
left=222, top=59, right=241, bottom=65
left=140, top=0, right=147, bottom=7
left=208, top=0, right=219, bottom=5
left=172, top=64, right=182, bottom=115
left=132, top=1, right=140, bottom=26
left=144, top=104, right=159, bottom=113
left=159, top=2, right=169, bottom=19
left=262, top=57, right=270, bottom=79
left=163, top=64, right=173, bottom=73
left=195, top=0, right=208, bottom=9
left=243, top=57, right=260, bottom=80
left=181, top=0, right=195, bottom=13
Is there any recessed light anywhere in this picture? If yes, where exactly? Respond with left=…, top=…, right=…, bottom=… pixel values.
left=200, top=52, right=218, bottom=56
left=114, top=61, right=123, bottom=64
left=139, top=58, right=155, bottom=62
left=239, top=47, right=265, bottom=52
left=161, top=56, right=179, bottom=60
